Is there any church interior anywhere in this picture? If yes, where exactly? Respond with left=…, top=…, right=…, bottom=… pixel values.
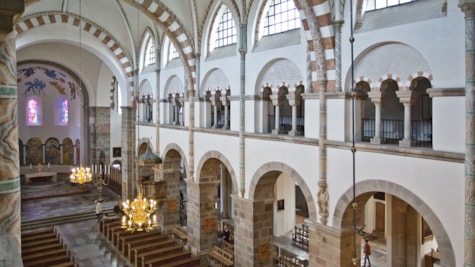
left=0, top=0, right=472, bottom=266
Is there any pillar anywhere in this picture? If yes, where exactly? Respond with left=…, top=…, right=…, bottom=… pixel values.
left=387, top=195, right=408, bottom=266
left=269, top=93, right=282, bottom=134
left=368, top=92, right=382, bottom=144
left=220, top=92, right=229, bottom=129
left=160, top=156, right=181, bottom=228
left=0, top=2, right=24, bottom=265
left=186, top=180, right=219, bottom=255
left=459, top=1, right=475, bottom=265
left=121, top=106, right=135, bottom=200
left=396, top=90, right=414, bottom=147
left=287, top=93, right=301, bottom=136
left=232, top=196, right=274, bottom=267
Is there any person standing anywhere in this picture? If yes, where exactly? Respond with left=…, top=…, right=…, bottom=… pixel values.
left=363, top=239, right=371, bottom=267
left=95, top=200, right=102, bottom=222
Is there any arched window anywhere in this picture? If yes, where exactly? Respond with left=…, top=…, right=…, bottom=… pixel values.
left=145, top=38, right=156, bottom=66
left=263, top=0, right=300, bottom=36
left=169, top=42, right=179, bottom=61
left=26, top=97, right=42, bottom=126
left=363, top=0, right=414, bottom=12
left=141, top=31, right=156, bottom=69
left=209, top=5, right=237, bottom=52
left=55, top=97, right=69, bottom=125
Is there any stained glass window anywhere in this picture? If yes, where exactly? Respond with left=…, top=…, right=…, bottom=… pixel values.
left=28, top=99, right=38, bottom=124
left=61, top=98, right=68, bottom=124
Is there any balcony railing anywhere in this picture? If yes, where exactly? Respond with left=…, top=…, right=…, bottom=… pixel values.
left=268, top=115, right=304, bottom=135
left=362, top=119, right=432, bottom=147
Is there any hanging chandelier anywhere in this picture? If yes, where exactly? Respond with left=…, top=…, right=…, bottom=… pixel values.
left=121, top=187, right=158, bottom=232
left=70, top=165, right=92, bottom=185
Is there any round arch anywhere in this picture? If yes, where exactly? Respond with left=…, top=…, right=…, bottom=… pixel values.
left=195, top=150, right=239, bottom=195
left=161, top=143, right=189, bottom=178
left=332, top=179, right=455, bottom=267
left=248, top=161, right=318, bottom=223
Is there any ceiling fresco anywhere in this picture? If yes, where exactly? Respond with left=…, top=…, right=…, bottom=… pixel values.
left=17, top=66, right=78, bottom=101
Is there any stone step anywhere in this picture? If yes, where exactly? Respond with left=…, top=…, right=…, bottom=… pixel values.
left=22, top=208, right=114, bottom=232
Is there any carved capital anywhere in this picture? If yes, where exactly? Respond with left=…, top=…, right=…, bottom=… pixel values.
left=459, top=1, right=475, bottom=17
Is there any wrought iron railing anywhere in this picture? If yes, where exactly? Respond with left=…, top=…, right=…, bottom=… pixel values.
left=362, top=119, right=432, bottom=147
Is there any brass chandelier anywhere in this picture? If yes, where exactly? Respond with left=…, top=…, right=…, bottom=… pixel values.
left=121, top=187, right=158, bottom=232
left=70, top=165, right=92, bottom=185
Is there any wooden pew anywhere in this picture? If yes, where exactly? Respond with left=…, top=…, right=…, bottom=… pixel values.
left=22, top=229, right=76, bottom=267
left=168, top=224, right=187, bottom=246
left=137, top=245, right=184, bottom=267
left=100, top=218, right=120, bottom=235
left=116, top=230, right=160, bottom=251
left=22, top=242, right=63, bottom=256
left=159, top=255, right=202, bottom=267
left=22, top=230, right=57, bottom=243
left=208, top=245, right=234, bottom=267
left=23, top=254, right=72, bottom=267
left=131, top=239, right=175, bottom=265
left=125, top=234, right=168, bottom=259
left=22, top=237, right=61, bottom=250
left=22, top=247, right=68, bottom=262
left=108, top=224, right=126, bottom=243
left=144, top=250, right=191, bottom=267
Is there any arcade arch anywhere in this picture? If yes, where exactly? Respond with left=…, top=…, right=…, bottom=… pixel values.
left=332, top=180, right=455, bottom=267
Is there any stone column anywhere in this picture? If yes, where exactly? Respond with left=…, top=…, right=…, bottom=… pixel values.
left=232, top=196, right=274, bottom=267
left=0, top=3, right=24, bottom=265
left=396, top=90, right=414, bottom=147
left=368, top=92, right=382, bottom=144
left=387, top=195, right=408, bottom=266
left=333, top=20, right=344, bottom=92
left=220, top=92, right=229, bottom=129
left=155, top=66, right=160, bottom=154
left=209, top=90, right=220, bottom=128
left=121, top=106, right=135, bottom=200
left=178, top=94, right=185, bottom=126
left=286, top=93, right=301, bottom=136
left=186, top=180, right=219, bottom=255
left=269, top=93, right=282, bottom=134
left=459, top=1, right=475, bottom=265
left=160, top=156, right=181, bottom=228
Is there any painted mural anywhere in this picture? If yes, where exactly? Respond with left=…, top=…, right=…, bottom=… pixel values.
left=26, top=137, right=43, bottom=165
left=62, top=138, right=74, bottom=165
left=45, top=137, right=61, bottom=165
left=21, top=137, right=78, bottom=165
left=17, top=66, right=78, bottom=101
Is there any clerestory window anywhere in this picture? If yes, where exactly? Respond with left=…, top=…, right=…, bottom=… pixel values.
left=263, top=0, right=300, bottom=36
left=363, top=0, right=415, bottom=12
left=215, top=7, right=237, bottom=48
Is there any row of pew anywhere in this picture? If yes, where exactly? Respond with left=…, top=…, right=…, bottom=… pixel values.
left=22, top=228, right=77, bottom=267
left=99, top=218, right=201, bottom=267
left=208, top=240, right=234, bottom=267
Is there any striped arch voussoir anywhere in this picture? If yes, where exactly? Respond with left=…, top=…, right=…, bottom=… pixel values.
left=138, top=0, right=197, bottom=90
left=15, top=12, right=135, bottom=88
left=296, top=0, right=336, bottom=92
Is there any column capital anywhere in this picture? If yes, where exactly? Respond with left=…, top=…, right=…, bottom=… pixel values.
left=395, top=90, right=414, bottom=104
left=459, top=0, right=475, bottom=16
left=333, top=20, right=344, bottom=32
left=367, top=91, right=382, bottom=104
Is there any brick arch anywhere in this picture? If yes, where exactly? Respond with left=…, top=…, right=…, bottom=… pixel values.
left=162, top=143, right=189, bottom=178
left=332, top=180, right=455, bottom=267
left=248, top=161, right=317, bottom=222
left=15, top=12, right=135, bottom=88
left=295, top=0, right=335, bottom=92
left=195, top=150, right=239, bottom=195
left=137, top=0, right=196, bottom=90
